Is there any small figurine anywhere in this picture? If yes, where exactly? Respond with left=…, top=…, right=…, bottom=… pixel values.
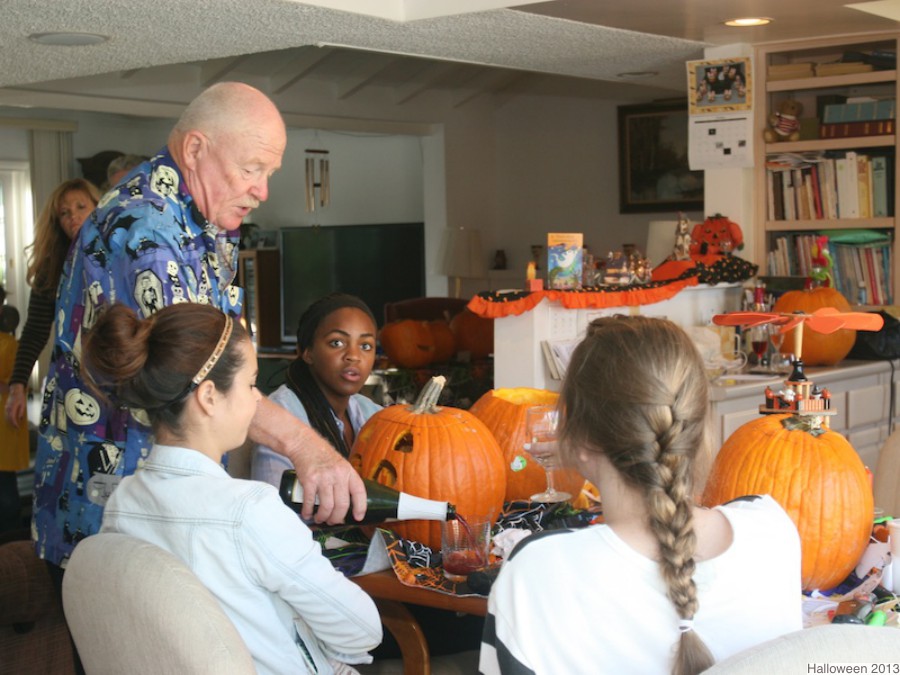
left=690, top=214, right=744, bottom=256
left=673, top=213, right=692, bottom=261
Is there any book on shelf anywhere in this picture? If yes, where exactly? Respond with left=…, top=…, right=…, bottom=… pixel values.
left=768, top=235, right=893, bottom=305
left=767, top=62, right=814, bottom=80
left=822, top=99, right=895, bottom=123
left=815, top=62, right=875, bottom=77
left=765, top=150, right=894, bottom=223
left=819, top=119, right=895, bottom=139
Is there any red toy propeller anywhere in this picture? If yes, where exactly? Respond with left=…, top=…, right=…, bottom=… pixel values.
left=713, top=308, right=884, bottom=361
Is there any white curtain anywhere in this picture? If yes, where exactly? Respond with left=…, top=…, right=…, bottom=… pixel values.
left=28, top=129, right=74, bottom=221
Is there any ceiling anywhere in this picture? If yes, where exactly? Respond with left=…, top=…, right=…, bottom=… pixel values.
left=2, top=0, right=900, bottom=117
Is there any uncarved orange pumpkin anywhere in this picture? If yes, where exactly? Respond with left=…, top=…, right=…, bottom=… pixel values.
left=450, top=309, right=494, bottom=360
left=469, top=388, right=587, bottom=503
left=773, top=287, right=856, bottom=366
left=380, top=319, right=434, bottom=368
left=350, top=376, right=506, bottom=549
left=428, top=320, right=456, bottom=364
left=702, top=414, right=873, bottom=591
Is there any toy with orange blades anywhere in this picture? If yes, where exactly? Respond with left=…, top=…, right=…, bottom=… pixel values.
left=713, top=308, right=884, bottom=424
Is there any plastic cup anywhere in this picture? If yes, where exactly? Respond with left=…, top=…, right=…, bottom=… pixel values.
left=441, top=516, right=491, bottom=582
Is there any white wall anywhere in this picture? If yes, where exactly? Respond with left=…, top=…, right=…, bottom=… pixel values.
left=0, top=81, right=696, bottom=303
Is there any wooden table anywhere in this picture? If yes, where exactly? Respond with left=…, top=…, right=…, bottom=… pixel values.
left=352, top=569, right=488, bottom=675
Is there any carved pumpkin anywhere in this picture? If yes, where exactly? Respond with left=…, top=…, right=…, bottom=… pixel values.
left=379, top=319, right=434, bottom=368
left=428, top=320, right=457, bottom=364
left=470, top=388, right=588, bottom=503
left=450, top=309, right=494, bottom=360
left=350, top=376, right=506, bottom=549
left=689, top=213, right=743, bottom=255
left=702, top=414, right=873, bottom=591
left=773, top=287, right=856, bottom=366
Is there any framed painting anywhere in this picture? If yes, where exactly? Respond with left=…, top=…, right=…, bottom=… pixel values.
left=617, top=101, right=704, bottom=214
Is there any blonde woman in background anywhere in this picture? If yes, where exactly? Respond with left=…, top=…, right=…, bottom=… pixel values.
left=5, top=178, right=100, bottom=429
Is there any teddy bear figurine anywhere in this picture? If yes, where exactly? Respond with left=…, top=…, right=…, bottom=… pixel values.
left=764, top=99, right=803, bottom=143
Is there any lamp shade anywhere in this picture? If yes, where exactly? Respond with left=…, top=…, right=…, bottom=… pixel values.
left=438, top=227, right=486, bottom=279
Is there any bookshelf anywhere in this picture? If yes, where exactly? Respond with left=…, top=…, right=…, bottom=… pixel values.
left=754, top=34, right=899, bottom=305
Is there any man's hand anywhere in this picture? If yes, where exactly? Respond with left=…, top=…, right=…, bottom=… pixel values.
left=5, top=383, right=27, bottom=429
left=249, top=396, right=367, bottom=524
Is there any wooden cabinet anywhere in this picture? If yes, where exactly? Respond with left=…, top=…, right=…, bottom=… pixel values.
left=238, top=249, right=281, bottom=348
left=708, top=360, right=898, bottom=471
left=753, top=34, right=899, bottom=303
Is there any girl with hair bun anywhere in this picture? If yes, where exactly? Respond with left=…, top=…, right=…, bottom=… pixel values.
left=84, top=302, right=381, bottom=675
left=480, top=317, right=802, bottom=675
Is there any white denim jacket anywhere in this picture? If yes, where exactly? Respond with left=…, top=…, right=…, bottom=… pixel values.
left=100, top=444, right=382, bottom=675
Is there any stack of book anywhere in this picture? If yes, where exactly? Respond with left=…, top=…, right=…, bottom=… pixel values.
left=820, top=98, right=895, bottom=139
left=766, top=233, right=893, bottom=305
left=767, top=62, right=814, bottom=81
left=766, top=150, right=892, bottom=222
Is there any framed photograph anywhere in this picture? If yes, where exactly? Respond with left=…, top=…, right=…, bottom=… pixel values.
left=617, top=101, right=704, bottom=214
left=688, top=57, right=752, bottom=115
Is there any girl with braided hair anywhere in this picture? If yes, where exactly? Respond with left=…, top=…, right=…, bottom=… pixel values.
left=480, top=317, right=802, bottom=675
left=252, top=292, right=380, bottom=487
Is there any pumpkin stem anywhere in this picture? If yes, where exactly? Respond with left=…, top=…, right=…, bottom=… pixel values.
left=411, top=375, right=446, bottom=414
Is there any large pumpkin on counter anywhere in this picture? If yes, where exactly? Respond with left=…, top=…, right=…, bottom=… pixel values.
left=470, top=388, right=588, bottom=503
left=350, top=376, right=506, bottom=549
left=379, top=319, right=435, bottom=368
left=773, top=287, right=856, bottom=366
left=428, top=320, right=457, bottom=364
left=702, top=414, right=873, bottom=591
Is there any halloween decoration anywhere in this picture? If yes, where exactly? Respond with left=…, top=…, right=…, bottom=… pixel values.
left=690, top=214, right=744, bottom=255
left=350, top=376, right=506, bottom=549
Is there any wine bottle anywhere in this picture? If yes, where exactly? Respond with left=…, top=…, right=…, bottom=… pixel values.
left=278, top=470, right=457, bottom=525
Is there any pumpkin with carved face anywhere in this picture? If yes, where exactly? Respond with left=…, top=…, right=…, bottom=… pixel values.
left=690, top=214, right=743, bottom=256
left=350, top=377, right=506, bottom=549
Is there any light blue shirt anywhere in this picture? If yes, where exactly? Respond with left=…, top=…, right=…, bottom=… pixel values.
left=252, top=385, right=381, bottom=488
left=100, top=444, right=382, bottom=675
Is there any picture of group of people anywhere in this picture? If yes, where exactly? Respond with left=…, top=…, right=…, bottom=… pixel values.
left=695, top=62, right=747, bottom=104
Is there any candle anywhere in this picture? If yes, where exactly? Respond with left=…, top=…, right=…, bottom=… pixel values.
left=526, top=261, right=536, bottom=281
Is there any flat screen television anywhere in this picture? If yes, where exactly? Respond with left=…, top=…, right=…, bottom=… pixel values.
left=279, top=222, right=425, bottom=342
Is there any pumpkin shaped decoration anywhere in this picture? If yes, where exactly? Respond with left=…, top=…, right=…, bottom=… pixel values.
left=773, top=287, right=855, bottom=366
left=351, top=376, right=506, bottom=549
left=450, top=309, right=494, bottom=360
left=470, top=388, right=588, bottom=503
left=689, top=213, right=743, bottom=255
left=702, top=413, right=873, bottom=591
left=428, top=320, right=456, bottom=364
left=379, top=319, right=434, bottom=368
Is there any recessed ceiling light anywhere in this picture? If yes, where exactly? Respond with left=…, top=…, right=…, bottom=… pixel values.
left=617, top=71, right=659, bottom=79
left=724, top=17, right=772, bottom=27
left=28, top=32, right=110, bottom=46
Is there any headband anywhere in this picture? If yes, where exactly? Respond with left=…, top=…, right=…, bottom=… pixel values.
left=191, top=314, right=233, bottom=386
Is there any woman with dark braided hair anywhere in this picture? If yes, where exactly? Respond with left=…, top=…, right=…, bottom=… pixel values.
left=252, top=293, right=380, bottom=486
left=480, top=317, right=802, bottom=675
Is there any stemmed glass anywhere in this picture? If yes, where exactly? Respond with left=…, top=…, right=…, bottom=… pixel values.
left=767, top=324, right=787, bottom=373
left=749, top=325, right=769, bottom=369
left=523, top=405, right=571, bottom=503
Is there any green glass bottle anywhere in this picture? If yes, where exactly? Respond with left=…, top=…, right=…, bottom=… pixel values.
left=278, top=470, right=457, bottom=525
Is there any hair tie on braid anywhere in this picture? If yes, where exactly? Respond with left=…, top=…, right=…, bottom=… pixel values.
left=678, top=619, right=694, bottom=633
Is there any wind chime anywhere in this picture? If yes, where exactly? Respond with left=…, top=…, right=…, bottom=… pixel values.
left=304, top=148, right=330, bottom=213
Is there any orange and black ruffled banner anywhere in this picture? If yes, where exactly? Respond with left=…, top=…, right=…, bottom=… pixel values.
left=467, top=255, right=758, bottom=319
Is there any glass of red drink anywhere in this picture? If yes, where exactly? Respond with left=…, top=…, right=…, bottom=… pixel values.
left=441, top=516, right=491, bottom=582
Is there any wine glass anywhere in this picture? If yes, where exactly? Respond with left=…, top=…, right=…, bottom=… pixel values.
left=748, top=325, right=768, bottom=368
left=523, top=405, right=571, bottom=503
left=767, top=324, right=787, bottom=373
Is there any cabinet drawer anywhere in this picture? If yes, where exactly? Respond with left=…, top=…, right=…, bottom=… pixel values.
left=847, top=423, right=890, bottom=470
left=847, top=384, right=888, bottom=428
left=720, top=409, right=760, bottom=446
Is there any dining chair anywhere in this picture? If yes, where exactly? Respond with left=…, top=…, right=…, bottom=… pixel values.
left=703, top=623, right=900, bottom=673
left=62, top=532, right=255, bottom=675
